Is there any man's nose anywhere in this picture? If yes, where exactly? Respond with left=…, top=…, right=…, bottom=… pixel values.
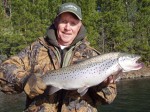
left=64, top=23, right=71, bottom=30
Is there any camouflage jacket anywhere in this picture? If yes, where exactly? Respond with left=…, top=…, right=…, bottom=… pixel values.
left=0, top=25, right=117, bottom=112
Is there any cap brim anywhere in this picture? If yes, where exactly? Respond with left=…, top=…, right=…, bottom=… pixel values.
left=57, top=10, right=82, bottom=20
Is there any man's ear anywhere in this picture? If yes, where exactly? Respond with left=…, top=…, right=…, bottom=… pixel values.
left=54, top=16, right=59, bottom=29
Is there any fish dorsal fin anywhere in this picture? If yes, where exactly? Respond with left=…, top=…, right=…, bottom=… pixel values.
left=48, top=86, right=61, bottom=95
left=77, top=86, right=89, bottom=96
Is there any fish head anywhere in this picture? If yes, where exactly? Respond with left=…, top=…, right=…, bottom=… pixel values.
left=118, top=54, right=143, bottom=72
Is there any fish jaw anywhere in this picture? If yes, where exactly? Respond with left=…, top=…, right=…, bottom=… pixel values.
left=118, top=55, right=143, bottom=72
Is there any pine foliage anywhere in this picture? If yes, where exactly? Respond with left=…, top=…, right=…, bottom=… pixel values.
left=0, top=0, right=149, bottom=64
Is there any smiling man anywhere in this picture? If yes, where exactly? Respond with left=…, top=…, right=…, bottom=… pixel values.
left=56, top=12, right=82, bottom=46
left=0, top=2, right=117, bottom=112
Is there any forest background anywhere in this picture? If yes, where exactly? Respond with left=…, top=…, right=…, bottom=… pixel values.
left=0, top=0, right=150, bottom=65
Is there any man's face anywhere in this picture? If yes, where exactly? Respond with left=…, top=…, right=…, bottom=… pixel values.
left=56, top=12, right=82, bottom=46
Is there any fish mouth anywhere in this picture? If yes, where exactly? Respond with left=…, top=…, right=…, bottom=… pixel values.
left=134, top=56, right=144, bottom=69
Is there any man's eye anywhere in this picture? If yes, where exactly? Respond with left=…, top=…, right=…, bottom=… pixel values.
left=61, top=20, right=67, bottom=24
left=70, top=22, right=76, bottom=26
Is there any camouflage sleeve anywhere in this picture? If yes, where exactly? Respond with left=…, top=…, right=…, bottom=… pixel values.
left=0, top=46, right=32, bottom=94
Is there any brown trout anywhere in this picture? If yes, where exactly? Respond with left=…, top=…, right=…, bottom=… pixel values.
left=41, top=52, right=143, bottom=96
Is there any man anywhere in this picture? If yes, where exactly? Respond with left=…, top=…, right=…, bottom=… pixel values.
left=0, top=2, right=117, bottom=112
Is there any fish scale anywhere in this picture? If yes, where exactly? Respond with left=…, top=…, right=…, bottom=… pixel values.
left=41, top=52, right=143, bottom=96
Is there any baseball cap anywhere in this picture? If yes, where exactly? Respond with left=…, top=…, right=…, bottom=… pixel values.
left=57, top=2, right=82, bottom=20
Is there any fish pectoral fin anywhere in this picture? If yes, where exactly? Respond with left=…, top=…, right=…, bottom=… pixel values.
left=48, top=86, right=61, bottom=95
left=77, top=87, right=89, bottom=96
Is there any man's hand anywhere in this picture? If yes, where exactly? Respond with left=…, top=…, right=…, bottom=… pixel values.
left=104, top=75, right=114, bottom=84
left=100, top=75, right=115, bottom=88
left=24, top=74, right=46, bottom=99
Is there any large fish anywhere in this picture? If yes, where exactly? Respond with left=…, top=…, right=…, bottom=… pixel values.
left=41, top=52, right=143, bottom=96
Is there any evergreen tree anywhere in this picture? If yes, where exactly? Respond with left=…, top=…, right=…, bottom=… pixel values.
left=0, top=0, right=149, bottom=64
left=97, top=0, right=133, bottom=53
left=0, top=0, right=26, bottom=56
left=1, top=0, right=61, bottom=56
left=132, top=0, right=150, bottom=64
